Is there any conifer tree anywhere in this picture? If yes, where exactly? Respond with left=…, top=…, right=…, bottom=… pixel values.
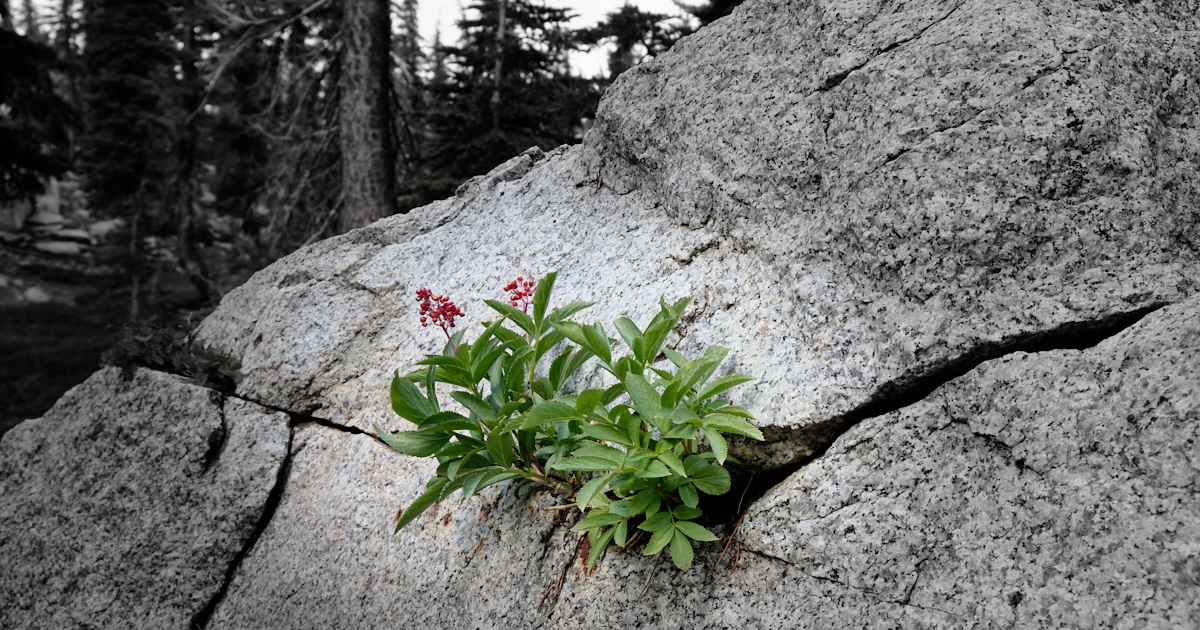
left=578, top=4, right=681, bottom=80
left=0, top=28, right=71, bottom=203
left=427, top=0, right=598, bottom=181
left=674, top=0, right=744, bottom=26
left=79, top=0, right=175, bottom=219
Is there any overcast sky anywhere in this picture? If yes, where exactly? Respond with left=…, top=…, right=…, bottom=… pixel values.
left=418, top=0, right=690, bottom=77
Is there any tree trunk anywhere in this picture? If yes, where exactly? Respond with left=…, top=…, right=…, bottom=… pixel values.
left=490, top=0, right=506, bottom=132
left=174, top=1, right=219, bottom=305
left=338, top=0, right=397, bottom=232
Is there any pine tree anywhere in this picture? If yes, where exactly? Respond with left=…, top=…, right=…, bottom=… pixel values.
left=0, top=28, right=72, bottom=203
left=427, top=0, right=599, bottom=181
left=674, top=0, right=745, bottom=26
left=79, top=0, right=175, bottom=219
left=578, top=4, right=682, bottom=80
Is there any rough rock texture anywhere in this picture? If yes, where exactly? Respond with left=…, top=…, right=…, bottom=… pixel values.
left=0, top=369, right=290, bottom=629
left=5, top=0, right=1200, bottom=628
left=197, top=0, right=1200, bottom=468
left=194, top=297, right=1199, bottom=628
left=735, top=295, right=1200, bottom=627
left=208, top=423, right=579, bottom=629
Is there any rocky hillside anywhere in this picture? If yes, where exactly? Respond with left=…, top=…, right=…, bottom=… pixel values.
left=3, top=0, right=1199, bottom=627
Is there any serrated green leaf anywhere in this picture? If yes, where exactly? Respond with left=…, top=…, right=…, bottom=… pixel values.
left=702, top=428, right=728, bottom=464
left=471, top=344, right=509, bottom=384
left=436, top=474, right=469, bottom=502
left=581, top=422, right=635, bottom=446
left=662, top=348, right=688, bottom=367
left=450, top=391, right=495, bottom=422
left=678, top=482, right=699, bottom=507
left=575, top=389, right=603, bottom=416
left=656, top=450, right=688, bottom=478
left=522, top=400, right=576, bottom=429
left=674, top=520, right=719, bottom=542
left=548, top=348, right=575, bottom=393
left=478, top=470, right=526, bottom=492
left=375, top=427, right=449, bottom=457
left=697, top=373, right=755, bottom=401
left=571, top=444, right=627, bottom=465
left=655, top=406, right=700, bottom=426
left=637, top=318, right=674, bottom=365
left=707, top=404, right=755, bottom=418
left=587, top=524, right=616, bottom=570
left=417, top=411, right=478, bottom=433
left=683, top=454, right=708, bottom=476
left=672, top=505, right=703, bottom=521
left=664, top=423, right=698, bottom=439
left=390, top=373, right=434, bottom=423
left=639, top=511, right=673, bottom=533
left=627, top=489, right=662, bottom=518
left=576, top=472, right=616, bottom=512
left=688, top=463, right=731, bottom=495
left=460, top=469, right=491, bottom=501
left=551, top=320, right=591, bottom=351
left=394, top=477, right=449, bottom=532
left=532, top=271, right=556, bottom=330
left=549, top=300, right=593, bottom=322
left=484, top=299, right=536, bottom=337
left=613, top=317, right=642, bottom=350
left=424, top=367, right=440, bottom=414
left=701, top=414, right=765, bottom=440
left=636, top=459, right=671, bottom=478
left=623, top=373, right=661, bottom=425
left=644, top=527, right=673, bottom=556
left=600, top=382, right=626, bottom=406
left=535, top=329, right=565, bottom=359
left=485, top=428, right=514, bottom=468
left=445, top=449, right=484, bottom=479
left=551, top=456, right=621, bottom=472
left=614, top=519, right=629, bottom=547
left=583, top=322, right=613, bottom=364
left=571, top=510, right=624, bottom=531
left=669, top=530, right=694, bottom=570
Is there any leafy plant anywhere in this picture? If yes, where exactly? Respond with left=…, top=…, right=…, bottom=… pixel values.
left=102, top=318, right=242, bottom=393
left=377, top=272, right=763, bottom=571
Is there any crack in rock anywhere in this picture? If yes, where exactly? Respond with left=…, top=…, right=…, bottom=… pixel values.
left=732, top=302, right=1169, bottom=508
left=816, top=1, right=967, bottom=92
left=190, top=425, right=295, bottom=629
left=201, top=394, right=229, bottom=475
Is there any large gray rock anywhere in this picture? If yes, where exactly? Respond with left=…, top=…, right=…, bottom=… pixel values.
left=207, top=423, right=578, bottom=628
left=198, top=0, right=1200, bottom=469
left=6, top=0, right=1200, bottom=627
left=0, top=368, right=290, bottom=629
left=735, top=294, right=1200, bottom=627
left=192, top=296, right=1200, bottom=628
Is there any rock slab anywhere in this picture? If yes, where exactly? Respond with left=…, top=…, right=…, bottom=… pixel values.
left=0, top=368, right=290, bottom=629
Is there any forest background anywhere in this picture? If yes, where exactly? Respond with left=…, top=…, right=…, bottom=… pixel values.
left=0, top=0, right=743, bottom=435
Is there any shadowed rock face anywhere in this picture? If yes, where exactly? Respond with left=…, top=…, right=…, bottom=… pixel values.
left=3, top=1, right=1200, bottom=628
left=0, top=369, right=290, bottom=629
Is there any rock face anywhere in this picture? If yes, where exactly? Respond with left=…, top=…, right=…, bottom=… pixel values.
left=3, top=0, right=1200, bottom=628
left=0, top=369, right=290, bottom=629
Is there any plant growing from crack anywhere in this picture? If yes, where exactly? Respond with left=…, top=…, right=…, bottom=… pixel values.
left=377, top=271, right=763, bottom=571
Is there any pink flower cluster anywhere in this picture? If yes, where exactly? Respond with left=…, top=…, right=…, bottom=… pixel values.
left=505, top=276, right=536, bottom=312
left=416, top=287, right=463, bottom=340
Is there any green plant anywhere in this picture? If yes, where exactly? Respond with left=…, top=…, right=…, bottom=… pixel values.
left=377, top=272, right=763, bottom=571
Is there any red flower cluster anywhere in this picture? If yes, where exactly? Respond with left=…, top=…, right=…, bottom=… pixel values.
left=416, top=287, right=463, bottom=338
left=504, top=276, right=536, bottom=312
